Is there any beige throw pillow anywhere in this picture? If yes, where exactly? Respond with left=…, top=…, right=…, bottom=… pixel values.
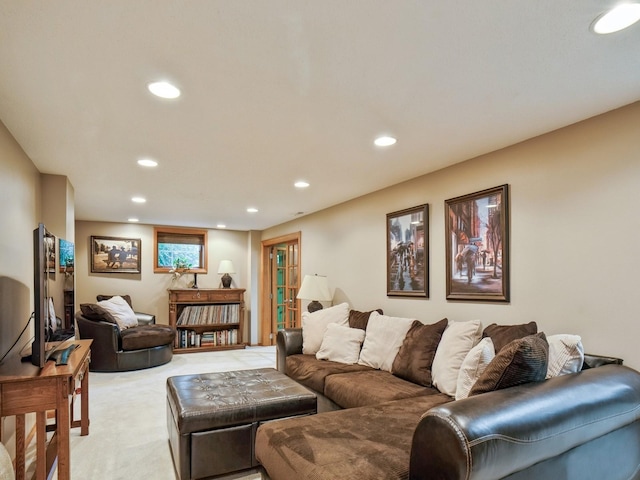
left=455, top=337, right=495, bottom=400
left=97, top=295, right=138, bottom=330
left=358, top=311, right=414, bottom=372
left=546, top=334, right=584, bottom=378
left=431, top=319, right=483, bottom=397
left=301, top=302, right=349, bottom=355
left=316, top=323, right=366, bottom=364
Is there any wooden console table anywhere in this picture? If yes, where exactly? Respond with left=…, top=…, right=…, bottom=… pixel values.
left=0, top=339, right=92, bottom=480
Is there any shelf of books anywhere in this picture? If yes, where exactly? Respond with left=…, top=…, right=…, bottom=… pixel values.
left=168, top=288, right=246, bottom=353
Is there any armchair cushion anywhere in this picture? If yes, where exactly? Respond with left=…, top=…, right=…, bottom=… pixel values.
left=96, top=295, right=138, bottom=330
left=120, top=324, right=175, bottom=351
left=80, top=303, right=118, bottom=325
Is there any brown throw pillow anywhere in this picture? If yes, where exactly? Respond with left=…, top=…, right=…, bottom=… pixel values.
left=80, top=303, right=118, bottom=324
left=391, top=318, right=449, bottom=387
left=469, top=332, right=549, bottom=396
left=483, top=321, right=538, bottom=353
left=348, top=309, right=383, bottom=331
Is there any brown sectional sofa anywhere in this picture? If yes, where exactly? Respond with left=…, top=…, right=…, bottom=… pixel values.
left=255, top=326, right=640, bottom=480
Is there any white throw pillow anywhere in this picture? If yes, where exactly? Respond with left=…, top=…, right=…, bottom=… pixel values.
left=358, top=311, right=414, bottom=372
left=48, top=297, right=57, bottom=332
left=316, top=323, right=366, bottom=364
left=432, top=319, right=483, bottom=397
left=97, top=295, right=138, bottom=330
left=301, top=302, right=349, bottom=355
left=546, top=334, right=584, bottom=378
left=455, top=337, right=495, bottom=400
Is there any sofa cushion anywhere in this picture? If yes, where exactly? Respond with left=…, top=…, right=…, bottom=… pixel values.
left=96, top=294, right=133, bottom=308
left=482, top=321, right=537, bottom=353
left=120, top=324, right=175, bottom=351
left=348, top=308, right=383, bottom=331
left=285, top=354, right=372, bottom=394
left=316, top=323, right=366, bottom=364
left=432, top=319, right=483, bottom=397
left=324, top=370, right=437, bottom=409
left=546, top=334, right=584, bottom=378
left=358, top=312, right=414, bottom=372
left=469, top=332, right=549, bottom=396
left=455, top=337, right=495, bottom=400
left=302, top=303, right=350, bottom=355
left=391, top=318, right=448, bottom=387
left=255, top=394, right=452, bottom=480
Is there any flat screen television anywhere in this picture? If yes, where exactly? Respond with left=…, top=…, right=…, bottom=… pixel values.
left=31, top=223, right=55, bottom=367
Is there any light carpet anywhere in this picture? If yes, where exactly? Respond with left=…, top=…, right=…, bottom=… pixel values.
left=66, top=346, right=276, bottom=480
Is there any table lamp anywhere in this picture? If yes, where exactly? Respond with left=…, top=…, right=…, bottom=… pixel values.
left=297, top=274, right=332, bottom=313
left=217, top=260, right=235, bottom=288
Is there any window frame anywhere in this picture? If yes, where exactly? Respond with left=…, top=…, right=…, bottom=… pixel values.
left=153, top=226, right=208, bottom=274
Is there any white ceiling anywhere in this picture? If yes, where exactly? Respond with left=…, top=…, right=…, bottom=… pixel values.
left=1, top=1, right=639, bottom=231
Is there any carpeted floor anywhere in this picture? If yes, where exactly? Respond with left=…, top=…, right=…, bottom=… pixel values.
left=66, top=346, right=276, bottom=479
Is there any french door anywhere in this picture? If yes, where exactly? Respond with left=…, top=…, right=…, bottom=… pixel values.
left=260, top=232, right=301, bottom=345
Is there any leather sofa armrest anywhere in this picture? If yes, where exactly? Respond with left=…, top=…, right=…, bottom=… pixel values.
left=409, top=365, right=640, bottom=480
left=135, top=312, right=156, bottom=325
left=276, top=328, right=303, bottom=373
left=582, top=352, right=623, bottom=369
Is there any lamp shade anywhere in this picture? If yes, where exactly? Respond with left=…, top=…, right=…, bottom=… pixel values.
left=217, top=260, right=235, bottom=274
left=297, top=275, right=332, bottom=301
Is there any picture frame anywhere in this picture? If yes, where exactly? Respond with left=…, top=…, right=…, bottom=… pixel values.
left=387, top=204, right=429, bottom=297
left=59, top=238, right=74, bottom=273
left=445, top=184, right=510, bottom=302
left=90, top=236, right=141, bottom=274
left=45, top=232, right=56, bottom=275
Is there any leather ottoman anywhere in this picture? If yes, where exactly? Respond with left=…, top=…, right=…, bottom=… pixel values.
left=166, top=368, right=317, bottom=480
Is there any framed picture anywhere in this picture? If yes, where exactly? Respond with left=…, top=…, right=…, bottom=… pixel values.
left=387, top=204, right=429, bottom=297
left=445, top=184, right=510, bottom=302
left=91, top=236, right=141, bottom=274
left=59, top=238, right=74, bottom=273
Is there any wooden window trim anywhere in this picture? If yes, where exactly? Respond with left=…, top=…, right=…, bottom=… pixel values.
left=154, top=226, right=208, bottom=274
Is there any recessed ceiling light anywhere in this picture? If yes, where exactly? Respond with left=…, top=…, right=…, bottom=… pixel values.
left=247, top=207, right=258, bottom=213
left=147, top=81, right=181, bottom=99
left=592, top=3, right=640, bottom=34
left=128, top=218, right=139, bottom=223
left=137, top=158, right=158, bottom=167
left=294, top=181, right=310, bottom=188
left=374, top=135, right=397, bottom=147
left=131, top=196, right=146, bottom=203
left=217, top=224, right=227, bottom=229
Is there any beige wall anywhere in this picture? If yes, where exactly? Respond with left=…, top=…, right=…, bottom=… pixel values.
left=263, top=101, right=640, bottom=370
left=74, top=221, right=252, bottom=341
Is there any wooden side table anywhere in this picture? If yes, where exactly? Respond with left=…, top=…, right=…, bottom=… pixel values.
left=0, top=339, right=92, bottom=480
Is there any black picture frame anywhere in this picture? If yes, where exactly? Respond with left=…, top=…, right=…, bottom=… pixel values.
left=386, top=204, right=429, bottom=297
left=445, top=184, right=510, bottom=302
left=90, top=236, right=141, bottom=274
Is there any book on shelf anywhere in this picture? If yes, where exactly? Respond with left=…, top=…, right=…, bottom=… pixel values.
left=177, top=304, right=240, bottom=326
left=176, top=328, right=239, bottom=348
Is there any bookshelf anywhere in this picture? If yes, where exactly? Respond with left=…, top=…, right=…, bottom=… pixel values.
left=168, top=288, right=246, bottom=353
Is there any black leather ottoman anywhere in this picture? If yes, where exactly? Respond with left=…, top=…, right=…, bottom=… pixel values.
left=166, top=368, right=317, bottom=480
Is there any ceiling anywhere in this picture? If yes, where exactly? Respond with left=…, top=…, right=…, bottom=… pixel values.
left=1, top=1, right=639, bottom=231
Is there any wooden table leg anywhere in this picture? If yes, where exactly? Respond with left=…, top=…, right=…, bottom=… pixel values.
left=35, top=410, right=46, bottom=480
left=56, top=378, right=70, bottom=480
left=80, top=366, right=89, bottom=436
left=15, top=414, right=25, bottom=480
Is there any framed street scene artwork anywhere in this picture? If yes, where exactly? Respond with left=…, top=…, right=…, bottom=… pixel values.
left=91, top=236, right=141, bottom=274
left=445, top=184, right=509, bottom=302
left=387, top=204, right=429, bottom=297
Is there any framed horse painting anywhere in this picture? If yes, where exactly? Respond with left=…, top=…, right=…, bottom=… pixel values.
left=387, top=204, right=429, bottom=297
left=445, top=185, right=510, bottom=302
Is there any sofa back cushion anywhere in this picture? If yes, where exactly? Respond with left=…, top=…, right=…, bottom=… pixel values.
left=391, top=318, right=448, bottom=387
left=482, top=321, right=537, bottom=353
left=348, top=309, right=383, bottom=331
left=316, top=323, right=366, bottom=364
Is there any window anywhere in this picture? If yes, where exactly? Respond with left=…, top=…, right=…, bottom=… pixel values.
left=154, top=227, right=208, bottom=273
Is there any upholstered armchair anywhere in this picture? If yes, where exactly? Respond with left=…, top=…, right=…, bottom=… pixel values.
left=76, top=295, right=175, bottom=372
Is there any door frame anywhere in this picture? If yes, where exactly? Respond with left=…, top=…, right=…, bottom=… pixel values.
left=260, top=231, right=301, bottom=346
